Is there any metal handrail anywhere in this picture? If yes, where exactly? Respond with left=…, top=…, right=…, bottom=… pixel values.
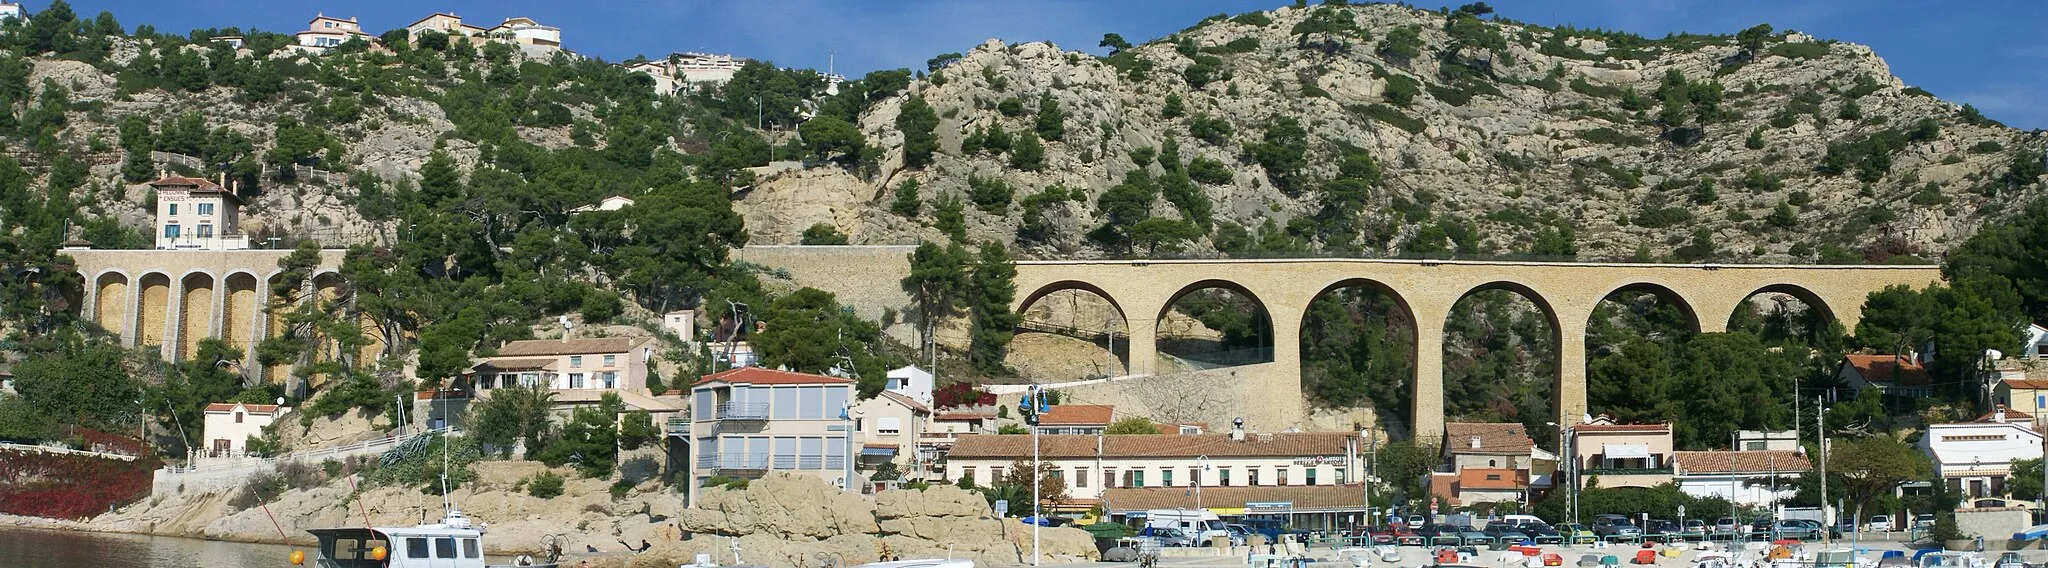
left=715, top=402, right=770, bottom=420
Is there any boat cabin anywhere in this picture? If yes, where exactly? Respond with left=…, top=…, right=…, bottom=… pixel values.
left=309, top=526, right=485, bottom=567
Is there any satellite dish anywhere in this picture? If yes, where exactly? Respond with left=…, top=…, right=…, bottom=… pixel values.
left=558, top=315, right=573, bottom=329
left=1581, top=414, right=1593, bottom=425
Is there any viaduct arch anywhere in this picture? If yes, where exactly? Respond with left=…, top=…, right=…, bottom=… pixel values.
left=69, top=249, right=347, bottom=384
left=1008, top=258, right=1941, bottom=438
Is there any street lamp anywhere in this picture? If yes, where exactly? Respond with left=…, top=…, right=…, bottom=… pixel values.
left=1195, top=455, right=1211, bottom=511
left=1018, top=386, right=1049, bottom=567
left=1549, top=421, right=1577, bottom=525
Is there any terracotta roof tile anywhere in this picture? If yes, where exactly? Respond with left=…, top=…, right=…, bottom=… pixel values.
left=1575, top=423, right=1670, bottom=433
left=1445, top=422, right=1535, bottom=455
left=935, top=411, right=993, bottom=421
left=496, top=337, right=650, bottom=357
left=1844, top=354, right=1930, bottom=387
left=1974, top=404, right=2033, bottom=423
left=204, top=403, right=279, bottom=414
left=1671, top=450, right=1811, bottom=475
left=1038, top=404, right=1114, bottom=426
left=947, top=432, right=1351, bottom=459
left=1103, top=485, right=1365, bottom=512
left=474, top=357, right=557, bottom=371
left=2004, top=378, right=2048, bottom=391
left=879, top=390, right=931, bottom=414
left=692, top=366, right=854, bottom=387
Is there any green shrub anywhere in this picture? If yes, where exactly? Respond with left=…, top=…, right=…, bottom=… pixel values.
left=967, top=174, right=1014, bottom=214
left=609, top=478, right=635, bottom=500
left=1970, top=140, right=2005, bottom=154
left=1229, top=12, right=1272, bottom=26
left=528, top=471, right=565, bottom=498
left=1382, top=74, right=1421, bottom=107
left=1189, top=115, right=1233, bottom=145
left=1569, top=77, right=1623, bottom=98
left=1633, top=205, right=1693, bottom=228
left=1768, top=42, right=1831, bottom=59
left=1187, top=157, right=1233, bottom=185
left=1356, top=104, right=1425, bottom=134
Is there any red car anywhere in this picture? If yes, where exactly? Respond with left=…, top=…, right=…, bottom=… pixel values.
left=1355, top=525, right=1422, bottom=546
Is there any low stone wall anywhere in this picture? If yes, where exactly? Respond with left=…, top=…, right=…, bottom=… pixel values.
left=1956, top=507, right=2029, bottom=549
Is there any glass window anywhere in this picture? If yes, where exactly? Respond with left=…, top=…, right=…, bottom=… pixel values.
left=1248, top=468, right=1260, bottom=486
left=570, top=355, right=583, bottom=368
left=463, top=539, right=480, bottom=558
left=163, top=224, right=180, bottom=237
left=823, top=386, right=848, bottom=420
left=878, top=417, right=901, bottom=434
left=197, top=224, right=213, bottom=238
left=1103, top=468, right=1116, bottom=489
left=197, top=203, right=214, bottom=215
left=435, top=538, right=456, bottom=558
left=333, top=538, right=361, bottom=559
left=963, top=466, right=976, bottom=484
left=569, top=373, right=584, bottom=389
left=1218, top=468, right=1231, bottom=487
left=1076, top=468, right=1089, bottom=488
left=168, top=204, right=178, bottom=216
left=601, top=372, right=616, bottom=389
left=825, top=436, right=845, bottom=468
left=1305, top=468, right=1318, bottom=486
left=800, top=437, right=823, bottom=469
left=772, top=387, right=797, bottom=419
left=603, top=354, right=617, bottom=367
left=1161, top=469, right=1174, bottom=487
left=1131, top=470, right=1145, bottom=487
left=798, top=387, right=824, bottom=419
left=406, top=537, right=429, bottom=558
left=1277, top=469, right=1289, bottom=486
left=234, top=412, right=243, bottom=423
left=1189, top=467, right=1200, bottom=487
left=694, top=390, right=714, bottom=421
left=773, top=437, right=796, bottom=469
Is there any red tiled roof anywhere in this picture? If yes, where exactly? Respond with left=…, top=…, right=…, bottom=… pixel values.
left=1575, top=423, right=1670, bottom=433
left=692, top=366, right=854, bottom=386
left=1843, top=354, right=1930, bottom=387
left=148, top=175, right=242, bottom=203
left=1974, top=404, right=2034, bottom=423
left=1671, top=450, right=1811, bottom=475
left=1445, top=422, right=1535, bottom=455
left=1038, top=404, right=1114, bottom=426
left=204, top=403, right=279, bottom=414
left=1153, top=422, right=1208, bottom=434
left=473, top=357, right=557, bottom=371
left=1102, top=484, right=1366, bottom=513
left=495, top=337, right=650, bottom=357
left=1457, top=468, right=1529, bottom=490
left=2004, top=378, right=2048, bottom=390
left=935, top=411, right=993, bottom=421
left=948, top=432, right=1351, bottom=459
left=878, top=390, right=930, bottom=414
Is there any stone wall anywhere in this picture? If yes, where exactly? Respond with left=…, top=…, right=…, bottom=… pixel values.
left=1956, top=507, right=2029, bottom=548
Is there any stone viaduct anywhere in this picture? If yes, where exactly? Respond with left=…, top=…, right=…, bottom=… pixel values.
left=738, top=246, right=1943, bottom=438
left=66, top=248, right=349, bottom=383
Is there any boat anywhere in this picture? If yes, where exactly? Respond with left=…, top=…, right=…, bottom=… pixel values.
left=303, top=507, right=560, bottom=568
left=1915, top=551, right=1988, bottom=568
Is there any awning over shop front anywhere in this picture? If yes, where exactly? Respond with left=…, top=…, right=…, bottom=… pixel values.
left=1604, top=444, right=1651, bottom=459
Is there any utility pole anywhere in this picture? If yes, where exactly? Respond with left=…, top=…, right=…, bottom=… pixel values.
left=1818, top=395, right=1830, bottom=546
left=1019, top=386, right=1047, bottom=567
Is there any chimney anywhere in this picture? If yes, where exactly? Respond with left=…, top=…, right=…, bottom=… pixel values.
left=1470, top=436, right=1482, bottom=450
left=1230, top=417, right=1245, bottom=442
left=1996, top=407, right=2007, bottom=423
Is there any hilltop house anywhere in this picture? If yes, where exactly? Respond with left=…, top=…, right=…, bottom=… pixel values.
left=467, top=337, right=653, bottom=393
left=151, top=174, right=246, bottom=250
left=621, top=52, right=747, bottom=95
left=201, top=402, right=284, bottom=459
left=685, top=367, right=859, bottom=503
left=1917, top=405, right=2041, bottom=499
left=405, top=13, right=559, bottom=47
left=0, top=3, right=26, bottom=21
left=294, top=14, right=371, bottom=52
left=1840, top=354, right=1932, bottom=397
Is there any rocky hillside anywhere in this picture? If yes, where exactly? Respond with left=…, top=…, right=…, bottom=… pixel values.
left=750, top=3, right=2047, bottom=263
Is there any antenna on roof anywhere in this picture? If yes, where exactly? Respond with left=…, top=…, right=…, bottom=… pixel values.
left=558, top=315, right=573, bottom=342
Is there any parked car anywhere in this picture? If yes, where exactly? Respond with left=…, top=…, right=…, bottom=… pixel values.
left=1408, top=515, right=1428, bottom=527
left=1139, top=526, right=1194, bottom=547
left=1867, top=515, right=1894, bottom=532
left=1224, top=524, right=1251, bottom=546
left=1556, top=523, right=1597, bottom=543
left=1714, top=517, right=1739, bottom=534
left=1915, top=514, right=1936, bottom=529
left=1644, top=520, right=1681, bottom=541
left=1411, top=524, right=1450, bottom=543
left=1682, top=519, right=1708, bottom=538
left=1517, top=521, right=1563, bottom=544
left=1350, top=525, right=1396, bottom=545
left=1449, top=524, right=1490, bottom=545
left=1241, top=518, right=1310, bottom=542
left=1483, top=522, right=1531, bottom=543
left=1768, top=519, right=1823, bottom=540
left=1592, top=515, right=1642, bottom=539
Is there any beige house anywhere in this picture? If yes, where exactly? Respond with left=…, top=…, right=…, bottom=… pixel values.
left=467, top=336, right=654, bottom=393
left=944, top=429, right=1364, bottom=511
left=201, top=402, right=283, bottom=459
left=295, top=14, right=371, bottom=52
left=405, top=13, right=485, bottom=40
left=1436, top=422, right=1556, bottom=506
left=486, top=17, right=561, bottom=46
left=151, top=175, right=247, bottom=250
left=1570, top=418, right=1673, bottom=489
left=1996, top=378, right=2048, bottom=418
left=852, top=390, right=930, bottom=480
left=686, top=367, right=859, bottom=503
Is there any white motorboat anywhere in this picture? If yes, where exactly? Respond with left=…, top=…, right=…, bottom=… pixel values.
left=303, top=508, right=559, bottom=568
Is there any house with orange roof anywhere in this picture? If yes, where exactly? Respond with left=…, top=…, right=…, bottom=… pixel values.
left=1433, top=422, right=1559, bottom=506
left=1839, top=353, right=1932, bottom=397
left=1996, top=376, right=2048, bottom=418
left=1672, top=449, right=1810, bottom=506
left=851, top=389, right=930, bottom=481
left=150, top=174, right=247, bottom=250
left=685, top=367, right=860, bottom=502
left=1568, top=417, right=1673, bottom=489
left=200, top=402, right=285, bottom=459
left=1036, top=404, right=1115, bottom=435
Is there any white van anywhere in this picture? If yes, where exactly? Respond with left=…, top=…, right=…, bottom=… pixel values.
left=1144, top=509, right=1229, bottom=546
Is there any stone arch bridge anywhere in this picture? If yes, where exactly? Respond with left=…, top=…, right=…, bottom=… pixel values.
left=1007, top=257, right=1941, bottom=437
left=67, top=249, right=352, bottom=384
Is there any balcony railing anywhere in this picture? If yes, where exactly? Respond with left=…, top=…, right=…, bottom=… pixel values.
left=715, top=402, right=770, bottom=421
left=664, top=418, right=690, bottom=437
left=1584, top=467, right=1673, bottom=476
left=697, top=452, right=769, bottom=472
left=699, top=452, right=844, bottom=472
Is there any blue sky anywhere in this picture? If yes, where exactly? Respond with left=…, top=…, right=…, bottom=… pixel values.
left=61, top=0, right=2048, bottom=130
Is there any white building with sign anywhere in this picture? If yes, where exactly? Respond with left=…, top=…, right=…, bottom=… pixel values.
left=1916, top=405, right=2042, bottom=498
left=943, top=427, right=1365, bottom=513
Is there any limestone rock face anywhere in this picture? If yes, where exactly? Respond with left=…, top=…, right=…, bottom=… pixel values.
left=679, top=472, right=879, bottom=539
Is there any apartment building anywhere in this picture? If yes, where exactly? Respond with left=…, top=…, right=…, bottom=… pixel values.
left=151, top=175, right=247, bottom=250
left=685, top=367, right=858, bottom=502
